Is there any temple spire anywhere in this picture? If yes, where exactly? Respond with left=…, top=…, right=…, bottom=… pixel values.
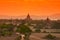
left=27, top=13, right=30, bottom=19
left=24, top=13, right=32, bottom=23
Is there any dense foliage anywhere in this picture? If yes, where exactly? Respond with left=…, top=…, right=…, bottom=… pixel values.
left=16, top=24, right=32, bottom=40
left=52, top=22, right=60, bottom=29
left=0, top=24, right=14, bottom=36
left=16, top=24, right=32, bottom=35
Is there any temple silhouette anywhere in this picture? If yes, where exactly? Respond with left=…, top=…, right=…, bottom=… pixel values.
left=0, top=13, right=60, bottom=29
left=0, top=13, right=60, bottom=33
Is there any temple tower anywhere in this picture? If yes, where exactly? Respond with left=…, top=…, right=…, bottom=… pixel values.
left=25, top=13, right=32, bottom=22
left=24, top=13, right=32, bottom=25
left=45, top=17, right=51, bottom=29
left=25, top=14, right=32, bottom=20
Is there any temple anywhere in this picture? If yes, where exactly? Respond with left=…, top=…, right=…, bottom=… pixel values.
left=24, top=13, right=32, bottom=23
left=25, top=14, right=32, bottom=20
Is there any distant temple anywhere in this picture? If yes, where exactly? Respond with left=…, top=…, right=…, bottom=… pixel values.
left=44, top=17, right=52, bottom=29
left=24, top=14, right=32, bottom=23
left=25, top=14, right=32, bottom=20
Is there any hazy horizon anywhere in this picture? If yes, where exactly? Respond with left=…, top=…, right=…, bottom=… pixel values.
left=0, top=13, right=60, bottom=20
left=0, top=0, right=60, bottom=20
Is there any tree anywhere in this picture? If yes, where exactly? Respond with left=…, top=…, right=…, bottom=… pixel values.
left=0, top=24, right=14, bottom=36
left=16, top=24, right=32, bottom=40
left=52, top=21, right=60, bottom=29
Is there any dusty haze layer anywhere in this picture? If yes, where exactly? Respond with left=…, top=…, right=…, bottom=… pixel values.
left=0, top=0, right=60, bottom=20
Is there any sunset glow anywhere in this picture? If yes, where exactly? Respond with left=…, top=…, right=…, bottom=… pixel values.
left=0, top=0, right=60, bottom=20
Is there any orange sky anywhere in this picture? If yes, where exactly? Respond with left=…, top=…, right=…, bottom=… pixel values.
left=0, top=0, right=60, bottom=20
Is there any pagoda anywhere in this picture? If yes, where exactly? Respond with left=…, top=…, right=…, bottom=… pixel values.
left=25, top=14, right=32, bottom=21
left=26, top=14, right=32, bottom=21
left=24, top=13, right=32, bottom=25
left=45, top=17, right=51, bottom=29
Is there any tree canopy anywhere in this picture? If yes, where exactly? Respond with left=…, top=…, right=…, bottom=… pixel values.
left=16, top=24, right=32, bottom=35
left=52, top=22, right=60, bottom=29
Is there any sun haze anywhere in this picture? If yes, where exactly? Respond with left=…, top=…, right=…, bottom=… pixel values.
left=0, top=0, right=60, bottom=20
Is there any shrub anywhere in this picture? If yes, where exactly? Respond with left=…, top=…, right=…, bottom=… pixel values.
left=45, top=34, right=56, bottom=39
